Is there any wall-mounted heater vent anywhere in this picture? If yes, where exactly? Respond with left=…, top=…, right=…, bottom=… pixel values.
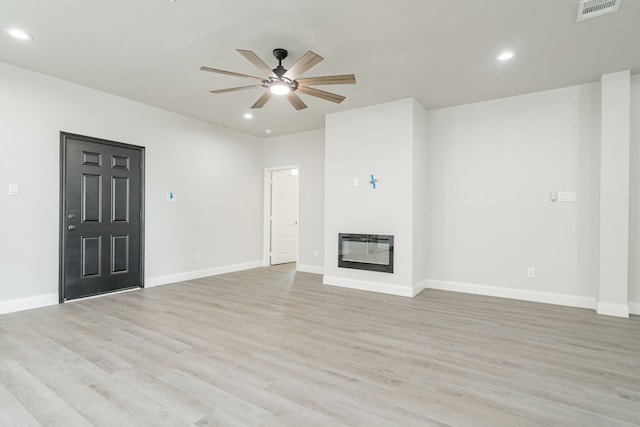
left=577, top=0, right=621, bottom=21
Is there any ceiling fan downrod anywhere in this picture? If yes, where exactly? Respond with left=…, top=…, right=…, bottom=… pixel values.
left=272, top=48, right=288, bottom=78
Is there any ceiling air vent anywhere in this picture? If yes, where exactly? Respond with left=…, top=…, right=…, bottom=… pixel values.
left=577, top=0, right=621, bottom=21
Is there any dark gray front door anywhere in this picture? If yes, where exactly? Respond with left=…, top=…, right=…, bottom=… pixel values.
left=60, top=133, right=144, bottom=302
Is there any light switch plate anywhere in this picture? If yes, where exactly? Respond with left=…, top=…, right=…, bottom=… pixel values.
left=557, top=191, right=576, bottom=202
left=8, top=184, right=19, bottom=196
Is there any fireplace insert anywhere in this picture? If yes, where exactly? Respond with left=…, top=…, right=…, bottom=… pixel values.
left=338, top=233, right=394, bottom=273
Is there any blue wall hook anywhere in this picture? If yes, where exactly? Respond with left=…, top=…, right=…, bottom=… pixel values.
left=370, top=174, right=377, bottom=189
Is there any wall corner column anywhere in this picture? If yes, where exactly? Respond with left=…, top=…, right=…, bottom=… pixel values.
left=598, top=70, right=631, bottom=318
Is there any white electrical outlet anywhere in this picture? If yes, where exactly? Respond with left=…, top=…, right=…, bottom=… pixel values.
left=527, top=268, right=535, bottom=278
left=196, top=252, right=202, bottom=261
left=313, top=250, right=319, bottom=257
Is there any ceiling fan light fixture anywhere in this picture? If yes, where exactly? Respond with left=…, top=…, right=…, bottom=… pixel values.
left=270, top=82, right=291, bottom=95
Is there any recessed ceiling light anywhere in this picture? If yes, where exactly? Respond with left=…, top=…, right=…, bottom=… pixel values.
left=265, top=129, right=273, bottom=135
left=5, top=27, right=33, bottom=41
left=243, top=113, right=253, bottom=119
left=498, top=51, right=514, bottom=61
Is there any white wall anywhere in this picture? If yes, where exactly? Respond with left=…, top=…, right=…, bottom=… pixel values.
left=263, top=129, right=325, bottom=273
left=425, top=83, right=601, bottom=308
left=2, top=57, right=636, bottom=316
left=629, top=74, right=640, bottom=309
left=324, top=99, right=415, bottom=295
left=0, top=61, right=264, bottom=312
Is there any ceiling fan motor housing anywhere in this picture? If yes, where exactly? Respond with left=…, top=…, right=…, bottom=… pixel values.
left=262, top=76, right=297, bottom=92
left=272, top=65, right=287, bottom=78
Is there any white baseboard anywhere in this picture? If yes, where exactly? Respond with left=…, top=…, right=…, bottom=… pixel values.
left=597, top=302, right=630, bottom=318
left=629, top=302, right=640, bottom=316
left=145, top=260, right=263, bottom=288
left=323, top=275, right=413, bottom=297
left=425, top=279, right=597, bottom=310
left=412, top=279, right=429, bottom=297
left=297, top=264, right=324, bottom=275
left=0, top=261, right=264, bottom=316
left=0, top=293, right=58, bottom=315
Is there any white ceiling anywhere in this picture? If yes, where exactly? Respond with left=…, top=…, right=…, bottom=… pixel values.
left=1, top=0, right=639, bottom=138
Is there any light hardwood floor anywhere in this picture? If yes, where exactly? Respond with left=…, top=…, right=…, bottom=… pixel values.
left=1, top=265, right=639, bottom=426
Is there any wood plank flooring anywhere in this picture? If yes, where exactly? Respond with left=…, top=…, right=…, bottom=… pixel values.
left=1, top=264, right=639, bottom=426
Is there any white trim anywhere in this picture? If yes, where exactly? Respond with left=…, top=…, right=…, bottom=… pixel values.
left=263, top=169, right=272, bottom=267
left=0, top=293, right=58, bottom=315
left=628, top=302, right=640, bottom=315
left=425, top=279, right=597, bottom=310
left=0, top=261, right=264, bottom=315
left=596, top=302, right=630, bottom=318
left=145, top=260, right=263, bottom=288
left=297, top=264, right=324, bottom=275
left=323, top=275, right=413, bottom=297
left=412, top=279, right=429, bottom=297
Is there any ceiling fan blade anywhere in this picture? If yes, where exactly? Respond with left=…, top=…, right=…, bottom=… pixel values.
left=283, top=51, right=324, bottom=79
left=237, top=49, right=278, bottom=78
left=251, top=91, right=273, bottom=109
left=296, top=86, right=346, bottom=104
left=287, top=92, right=308, bottom=110
left=210, top=85, right=263, bottom=94
left=200, top=66, right=263, bottom=81
left=295, top=74, right=356, bottom=86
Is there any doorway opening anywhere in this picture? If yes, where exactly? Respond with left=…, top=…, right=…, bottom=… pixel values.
left=263, top=166, right=299, bottom=266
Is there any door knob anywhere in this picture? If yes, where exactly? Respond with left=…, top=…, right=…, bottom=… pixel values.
left=67, top=225, right=76, bottom=231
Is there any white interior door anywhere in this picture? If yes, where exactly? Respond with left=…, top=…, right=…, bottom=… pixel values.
left=270, top=169, right=298, bottom=265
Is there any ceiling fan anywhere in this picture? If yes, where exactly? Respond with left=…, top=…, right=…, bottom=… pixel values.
left=200, top=48, right=356, bottom=110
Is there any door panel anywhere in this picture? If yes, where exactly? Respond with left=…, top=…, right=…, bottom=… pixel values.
left=61, top=133, right=144, bottom=302
left=111, top=235, right=129, bottom=273
left=270, top=169, right=298, bottom=265
left=81, top=236, right=101, bottom=277
left=82, top=174, right=102, bottom=222
left=112, top=176, right=130, bottom=222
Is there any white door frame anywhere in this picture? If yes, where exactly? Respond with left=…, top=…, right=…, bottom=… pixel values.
left=263, top=165, right=300, bottom=266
